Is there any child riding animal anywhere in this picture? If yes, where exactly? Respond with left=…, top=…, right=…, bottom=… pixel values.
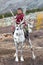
left=11, top=8, right=36, bottom=62
left=11, top=8, right=29, bottom=39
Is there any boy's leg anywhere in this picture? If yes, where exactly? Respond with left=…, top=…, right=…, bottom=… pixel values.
left=11, top=26, right=15, bottom=35
left=24, top=25, right=29, bottom=40
left=12, top=32, right=14, bottom=35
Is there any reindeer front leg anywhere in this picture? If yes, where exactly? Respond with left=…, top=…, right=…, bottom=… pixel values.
left=15, top=42, right=19, bottom=62
left=20, top=42, right=24, bottom=61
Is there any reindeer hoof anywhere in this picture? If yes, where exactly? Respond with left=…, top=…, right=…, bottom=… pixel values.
left=32, top=55, right=36, bottom=60
left=20, top=57, right=24, bottom=61
left=14, top=53, right=16, bottom=57
left=15, top=57, right=19, bottom=62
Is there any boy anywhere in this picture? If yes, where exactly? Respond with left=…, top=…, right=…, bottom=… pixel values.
left=11, top=8, right=29, bottom=39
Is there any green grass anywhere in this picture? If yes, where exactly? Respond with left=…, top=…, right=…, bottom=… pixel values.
left=0, top=8, right=43, bottom=19
left=26, top=8, right=43, bottom=15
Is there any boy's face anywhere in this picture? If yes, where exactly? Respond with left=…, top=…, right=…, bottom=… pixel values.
left=17, top=10, right=22, bottom=14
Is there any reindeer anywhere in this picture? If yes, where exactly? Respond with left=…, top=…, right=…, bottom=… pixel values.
left=13, top=20, right=25, bottom=62
left=10, top=9, right=36, bottom=62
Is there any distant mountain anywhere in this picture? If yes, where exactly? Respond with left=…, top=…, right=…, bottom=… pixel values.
left=0, top=0, right=43, bottom=14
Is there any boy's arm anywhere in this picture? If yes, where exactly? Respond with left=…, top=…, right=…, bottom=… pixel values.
left=23, top=16, right=28, bottom=26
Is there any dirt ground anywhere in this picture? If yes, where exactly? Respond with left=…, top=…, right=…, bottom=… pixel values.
left=0, top=26, right=43, bottom=65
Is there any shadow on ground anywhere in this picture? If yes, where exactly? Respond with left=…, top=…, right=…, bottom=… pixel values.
left=0, top=56, right=43, bottom=65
